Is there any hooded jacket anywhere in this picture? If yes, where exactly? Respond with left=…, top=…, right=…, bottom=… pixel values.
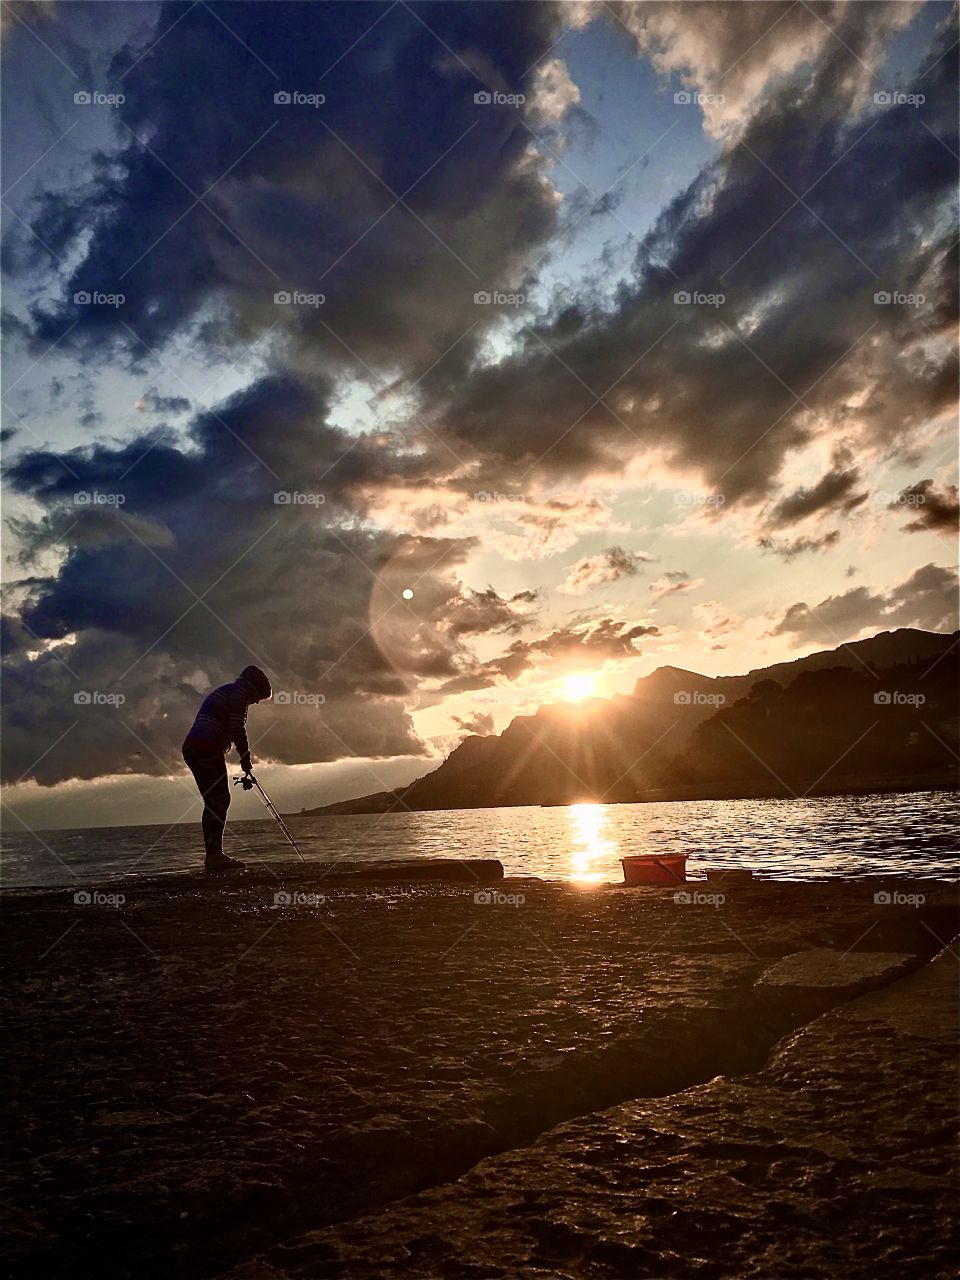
left=182, top=667, right=271, bottom=762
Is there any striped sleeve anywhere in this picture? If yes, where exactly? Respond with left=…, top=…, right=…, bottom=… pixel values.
left=229, top=683, right=250, bottom=762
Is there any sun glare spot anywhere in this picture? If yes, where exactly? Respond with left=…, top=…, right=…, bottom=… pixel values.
left=561, top=672, right=595, bottom=702
left=569, top=802, right=618, bottom=883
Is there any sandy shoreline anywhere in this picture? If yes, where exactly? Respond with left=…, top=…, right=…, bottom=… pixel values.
left=2, top=864, right=957, bottom=1277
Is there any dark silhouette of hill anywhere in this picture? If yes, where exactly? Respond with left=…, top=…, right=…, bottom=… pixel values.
left=303, top=630, right=958, bottom=814
left=666, top=660, right=957, bottom=793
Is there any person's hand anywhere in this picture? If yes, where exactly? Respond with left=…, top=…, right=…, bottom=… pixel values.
left=241, top=774, right=255, bottom=791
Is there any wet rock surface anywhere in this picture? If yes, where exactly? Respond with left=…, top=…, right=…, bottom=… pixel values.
left=756, top=947, right=916, bottom=989
left=1, top=871, right=956, bottom=1277
left=229, top=950, right=960, bottom=1280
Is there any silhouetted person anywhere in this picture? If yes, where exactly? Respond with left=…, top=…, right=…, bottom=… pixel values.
left=182, top=665, right=272, bottom=872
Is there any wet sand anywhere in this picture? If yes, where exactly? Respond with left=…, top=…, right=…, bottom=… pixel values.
left=1, top=863, right=957, bottom=1278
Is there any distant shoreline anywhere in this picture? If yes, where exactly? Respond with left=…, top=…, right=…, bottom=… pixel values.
left=4, top=779, right=953, bottom=834
left=298, top=774, right=958, bottom=817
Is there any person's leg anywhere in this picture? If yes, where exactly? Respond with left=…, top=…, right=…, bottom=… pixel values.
left=184, top=749, right=242, bottom=869
left=201, top=758, right=229, bottom=860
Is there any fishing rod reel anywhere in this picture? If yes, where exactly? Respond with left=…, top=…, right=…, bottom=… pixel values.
left=232, top=772, right=306, bottom=861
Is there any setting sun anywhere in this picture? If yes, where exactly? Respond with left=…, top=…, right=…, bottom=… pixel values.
left=561, top=672, right=596, bottom=702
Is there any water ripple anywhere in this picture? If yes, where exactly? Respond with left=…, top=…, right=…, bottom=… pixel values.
left=2, top=791, right=956, bottom=888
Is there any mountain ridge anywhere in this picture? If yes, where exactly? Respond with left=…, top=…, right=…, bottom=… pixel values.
left=301, top=629, right=959, bottom=815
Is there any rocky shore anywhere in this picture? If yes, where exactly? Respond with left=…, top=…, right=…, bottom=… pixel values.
left=2, top=863, right=956, bottom=1278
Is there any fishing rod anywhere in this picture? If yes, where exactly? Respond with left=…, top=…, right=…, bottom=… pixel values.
left=233, top=774, right=305, bottom=862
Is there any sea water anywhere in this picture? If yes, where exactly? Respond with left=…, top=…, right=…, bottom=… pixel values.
left=2, top=791, right=957, bottom=888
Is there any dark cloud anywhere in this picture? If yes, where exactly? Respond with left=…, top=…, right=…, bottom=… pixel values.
left=368, top=543, right=539, bottom=680
left=14, top=1, right=567, bottom=381
left=15, top=5, right=953, bottom=520
left=0, top=7, right=592, bottom=800
left=758, top=529, right=841, bottom=560
left=763, top=448, right=868, bottom=528
left=7, top=507, right=175, bottom=561
left=559, top=544, right=652, bottom=594
left=445, top=587, right=537, bottom=639
left=451, top=710, right=495, bottom=737
left=1, top=372, right=518, bottom=784
left=437, top=616, right=660, bottom=694
left=894, top=479, right=960, bottom=535
left=419, top=6, right=958, bottom=507
left=136, top=388, right=191, bottom=415
left=770, top=562, right=959, bottom=646
left=606, top=0, right=915, bottom=137
left=0, top=1, right=101, bottom=74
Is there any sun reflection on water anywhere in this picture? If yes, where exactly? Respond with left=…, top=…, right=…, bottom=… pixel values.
left=569, top=802, right=619, bottom=883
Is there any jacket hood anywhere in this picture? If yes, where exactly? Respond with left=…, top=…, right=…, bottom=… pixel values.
left=238, top=665, right=272, bottom=701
